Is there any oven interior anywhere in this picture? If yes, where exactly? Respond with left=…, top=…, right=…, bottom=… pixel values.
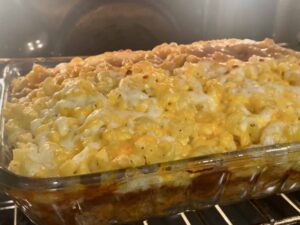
left=1, top=0, right=300, bottom=224
left=0, top=0, right=299, bottom=58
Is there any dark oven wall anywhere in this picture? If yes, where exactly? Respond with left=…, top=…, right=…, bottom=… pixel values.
left=0, top=0, right=299, bottom=58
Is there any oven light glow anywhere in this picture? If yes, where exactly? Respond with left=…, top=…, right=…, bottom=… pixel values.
left=27, top=42, right=34, bottom=51
left=27, top=40, right=44, bottom=51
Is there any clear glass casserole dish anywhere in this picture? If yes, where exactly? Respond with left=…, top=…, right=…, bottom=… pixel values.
left=1, top=57, right=300, bottom=225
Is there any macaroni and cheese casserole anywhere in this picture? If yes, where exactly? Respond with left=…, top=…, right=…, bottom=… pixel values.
left=4, top=39, right=300, bottom=177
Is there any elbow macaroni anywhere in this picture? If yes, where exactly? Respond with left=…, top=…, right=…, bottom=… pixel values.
left=5, top=40, right=300, bottom=177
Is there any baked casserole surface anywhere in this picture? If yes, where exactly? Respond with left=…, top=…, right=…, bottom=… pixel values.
left=4, top=39, right=300, bottom=177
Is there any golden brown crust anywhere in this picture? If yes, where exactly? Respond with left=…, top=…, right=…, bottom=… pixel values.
left=84, top=38, right=300, bottom=67
left=10, top=38, right=300, bottom=98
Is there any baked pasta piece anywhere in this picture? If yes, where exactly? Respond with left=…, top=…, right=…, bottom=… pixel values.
left=4, top=39, right=300, bottom=177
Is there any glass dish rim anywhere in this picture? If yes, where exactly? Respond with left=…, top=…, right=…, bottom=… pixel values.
left=1, top=143, right=299, bottom=191
left=1, top=57, right=300, bottom=191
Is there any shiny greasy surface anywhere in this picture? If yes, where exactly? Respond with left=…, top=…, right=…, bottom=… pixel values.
left=4, top=39, right=300, bottom=177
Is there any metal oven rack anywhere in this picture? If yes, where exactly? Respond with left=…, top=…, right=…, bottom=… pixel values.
left=2, top=192, right=300, bottom=225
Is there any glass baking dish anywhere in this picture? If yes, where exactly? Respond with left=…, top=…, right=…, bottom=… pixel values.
left=1, top=57, right=300, bottom=225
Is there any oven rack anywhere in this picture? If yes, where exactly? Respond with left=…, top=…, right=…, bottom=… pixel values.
left=2, top=192, right=300, bottom=225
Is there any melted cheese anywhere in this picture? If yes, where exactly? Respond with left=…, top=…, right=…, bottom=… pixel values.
left=5, top=54, right=300, bottom=178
